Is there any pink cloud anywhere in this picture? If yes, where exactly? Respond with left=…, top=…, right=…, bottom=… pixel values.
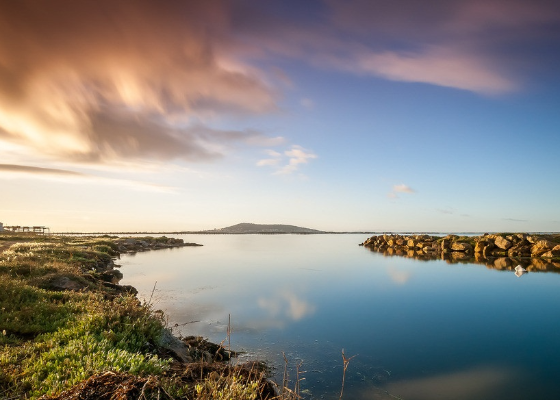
left=0, top=1, right=279, bottom=164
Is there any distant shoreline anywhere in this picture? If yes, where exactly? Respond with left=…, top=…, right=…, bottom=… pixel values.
left=52, top=230, right=560, bottom=236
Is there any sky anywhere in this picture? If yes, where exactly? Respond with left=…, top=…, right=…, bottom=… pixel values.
left=1, top=0, right=559, bottom=233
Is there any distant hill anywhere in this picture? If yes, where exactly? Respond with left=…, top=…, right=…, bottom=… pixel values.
left=211, top=223, right=324, bottom=234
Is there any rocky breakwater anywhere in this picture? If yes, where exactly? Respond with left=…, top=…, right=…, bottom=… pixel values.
left=115, top=236, right=202, bottom=253
left=361, top=233, right=560, bottom=272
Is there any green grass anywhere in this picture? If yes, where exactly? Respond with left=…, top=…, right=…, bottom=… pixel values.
left=0, top=235, right=298, bottom=400
left=0, top=236, right=171, bottom=399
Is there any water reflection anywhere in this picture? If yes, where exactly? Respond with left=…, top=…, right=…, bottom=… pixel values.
left=258, top=289, right=316, bottom=322
left=120, top=234, right=560, bottom=400
left=351, top=365, right=515, bottom=400
left=386, top=266, right=412, bottom=285
left=514, top=265, right=528, bottom=277
left=364, top=245, right=560, bottom=274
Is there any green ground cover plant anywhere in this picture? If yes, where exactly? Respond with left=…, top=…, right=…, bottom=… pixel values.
left=0, top=234, right=285, bottom=400
left=0, top=235, right=170, bottom=398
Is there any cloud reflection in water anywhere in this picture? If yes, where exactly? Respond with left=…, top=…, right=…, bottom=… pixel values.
left=258, top=289, right=316, bottom=324
left=353, top=365, right=515, bottom=400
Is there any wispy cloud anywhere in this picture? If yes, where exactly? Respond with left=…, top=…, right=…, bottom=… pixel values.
left=353, top=48, right=516, bottom=95
left=0, top=1, right=279, bottom=165
left=257, top=145, right=317, bottom=175
left=502, top=218, right=528, bottom=222
left=393, top=184, right=416, bottom=193
left=388, top=183, right=416, bottom=198
left=0, top=163, right=176, bottom=193
left=0, top=164, right=85, bottom=176
left=2, top=0, right=558, bottom=170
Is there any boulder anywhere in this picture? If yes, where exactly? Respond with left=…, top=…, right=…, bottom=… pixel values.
left=507, top=243, right=531, bottom=257
left=494, top=236, right=512, bottom=250
left=43, top=275, right=87, bottom=291
left=100, top=269, right=124, bottom=284
left=474, top=240, right=488, bottom=253
left=540, top=247, right=560, bottom=258
left=531, top=240, right=554, bottom=256
left=526, top=235, right=539, bottom=244
left=483, top=246, right=495, bottom=258
left=450, top=242, right=473, bottom=252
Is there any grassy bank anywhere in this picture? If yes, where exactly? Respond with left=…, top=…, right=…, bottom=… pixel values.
left=0, top=234, right=282, bottom=399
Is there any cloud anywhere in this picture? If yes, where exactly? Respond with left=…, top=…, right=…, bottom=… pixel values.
left=353, top=48, right=515, bottom=94
left=235, top=0, right=560, bottom=95
left=324, top=0, right=560, bottom=93
left=388, top=183, right=416, bottom=199
left=0, top=164, right=85, bottom=177
left=257, top=145, right=317, bottom=175
left=300, top=98, right=315, bottom=109
left=0, top=1, right=279, bottom=165
left=393, top=184, right=415, bottom=193
left=502, top=218, right=528, bottom=222
left=2, top=0, right=558, bottom=169
left=0, top=162, right=176, bottom=193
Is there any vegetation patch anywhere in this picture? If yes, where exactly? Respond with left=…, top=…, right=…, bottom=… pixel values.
left=0, top=234, right=286, bottom=400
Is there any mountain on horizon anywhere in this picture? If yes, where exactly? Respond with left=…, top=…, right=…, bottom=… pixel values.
left=212, top=223, right=323, bottom=234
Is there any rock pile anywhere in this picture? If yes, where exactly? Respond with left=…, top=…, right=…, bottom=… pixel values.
left=115, top=237, right=202, bottom=253
left=361, top=233, right=560, bottom=272
left=362, top=233, right=560, bottom=259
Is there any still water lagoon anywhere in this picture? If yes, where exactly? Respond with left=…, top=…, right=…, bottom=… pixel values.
left=120, top=234, right=560, bottom=399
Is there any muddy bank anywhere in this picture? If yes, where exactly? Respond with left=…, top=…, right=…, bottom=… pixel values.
left=361, top=233, right=560, bottom=272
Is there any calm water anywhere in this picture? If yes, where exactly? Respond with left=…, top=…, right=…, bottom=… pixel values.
left=120, top=234, right=560, bottom=400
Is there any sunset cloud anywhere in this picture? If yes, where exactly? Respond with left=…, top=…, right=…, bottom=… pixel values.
left=0, top=163, right=176, bottom=193
left=0, top=0, right=278, bottom=165
left=353, top=48, right=516, bottom=94
left=0, top=164, right=84, bottom=177
left=1, top=0, right=559, bottom=170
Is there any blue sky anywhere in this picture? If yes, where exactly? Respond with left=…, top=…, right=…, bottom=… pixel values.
left=1, top=0, right=559, bottom=232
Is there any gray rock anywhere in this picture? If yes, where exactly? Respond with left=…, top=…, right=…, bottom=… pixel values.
left=158, top=329, right=194, bottom=363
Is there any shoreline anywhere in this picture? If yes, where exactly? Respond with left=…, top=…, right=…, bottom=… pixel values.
left=0, top=234, right=279, bottom=399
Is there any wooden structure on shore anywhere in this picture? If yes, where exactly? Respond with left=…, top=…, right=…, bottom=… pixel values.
left=2, top=225, right=50, bottom=235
